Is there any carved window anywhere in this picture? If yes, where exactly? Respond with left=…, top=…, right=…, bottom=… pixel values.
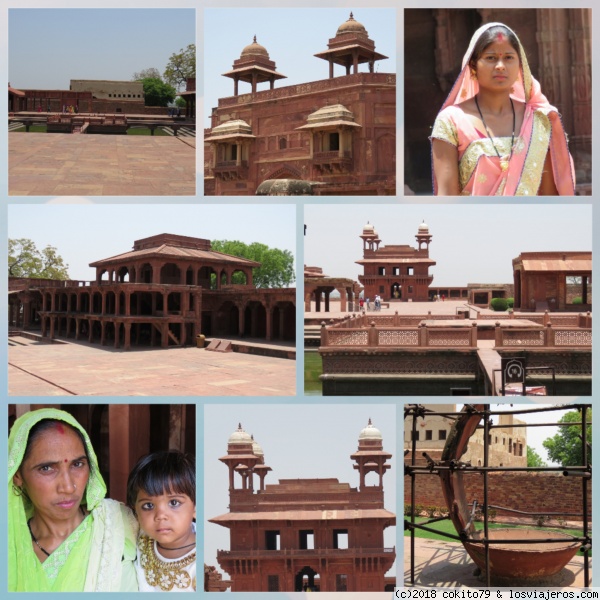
left=299, top=530, right=314, bottom=550
left=407, top=267, right=414, bottom=275
left=279, top=137, right=287, bottom=150
left=519, top=444, right=523, bottom=457
left=439, top=430, right=447, bottom=441
left=378, top=267, right=385, bottom=275
left=265, top=530, right=280, bottom=550
left=333, top=529, right=348, bottom=549
left=393, top=267, right=400, bottom=275
left=329, top=132, right=340, bottom=151
left=425, top=429, right=432, bottom=440
left=509, top=438, right=513, bottom=453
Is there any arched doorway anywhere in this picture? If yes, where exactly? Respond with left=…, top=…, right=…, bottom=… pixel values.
left=295, top=566, right=319, bottom=592
left=391, top=282, right=402, bottom=300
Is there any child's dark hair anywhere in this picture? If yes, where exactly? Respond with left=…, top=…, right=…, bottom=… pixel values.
left=126, top=450, right=195, bottom=509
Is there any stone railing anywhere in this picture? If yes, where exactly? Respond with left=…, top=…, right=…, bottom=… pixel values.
left=217, top=546, right=395, bottom=559
left=495, top=325, right=592, bottom=347
left=218, top=72, right=396, bottom=108
left=328, top=312, right=460, bottom=329
left=478, top=311, right=591, bottom=328
left=321, top=322, right=478, bottom=348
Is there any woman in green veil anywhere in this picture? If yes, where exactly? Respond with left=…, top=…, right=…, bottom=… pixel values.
left=8, top=408, right=138, bottom=591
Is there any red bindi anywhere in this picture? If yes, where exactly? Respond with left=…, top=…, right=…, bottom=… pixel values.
left=64, top=459, right=68, bottom=463
left=55, top=423, right=65, bottom=435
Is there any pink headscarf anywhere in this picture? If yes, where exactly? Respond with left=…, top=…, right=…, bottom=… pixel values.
left=437, top=22, right=575, bottom=195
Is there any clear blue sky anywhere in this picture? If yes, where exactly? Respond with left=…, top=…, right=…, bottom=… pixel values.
left=305, top=204, right=592, bottom=287
left=203, top=8, right=396, bottom=128
left=8, top=8, right=194, bottom=90
left=7, top=204, right=296, bottom=281
left=204, top=403, right=397, bottom=579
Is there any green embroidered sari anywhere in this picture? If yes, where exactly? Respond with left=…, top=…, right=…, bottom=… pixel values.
left=8, top=408, right=139, bottom=591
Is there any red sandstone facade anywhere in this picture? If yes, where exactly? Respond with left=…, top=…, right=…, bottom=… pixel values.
left=512, top=251, right=592, bottom=312
left=304, top=265, right=362, bottom=312
left=8, top=234, right=295, bottom=348
left=210, top=421, right=396, bottom=592
left=357, top=222, right=435, bottom=302
left=204, top=13, right=395, bottom=196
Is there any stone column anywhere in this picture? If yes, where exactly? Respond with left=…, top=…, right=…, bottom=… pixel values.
left=234, top=77, right=239, bottom=97
left=337, top=287, right=347, bottom=312
left=101, top=292, right=106, bottom=316
left=329, top=59, right=334, bottom=78
left=49, top=316, right=55, bottom=339
left=238, top=306, right=245, bottom=337
left=76, top=318, right=81, bottom=340
left=265, top=306, right=272, bottom=341
left=88, top=319, right=94, bottom=343
left=324, top=290, right=331, bottom=312
left=353, top=49, right=359, bottom=74
left=124, top=322, right=131, bottom=351
left=100, top=321, right=106, bottom=346
left=114, top=322, right=120, bottom=349
left=126, top=291, right=131, bottom=316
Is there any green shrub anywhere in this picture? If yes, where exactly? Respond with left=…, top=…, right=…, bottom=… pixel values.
left=506, top=297, right=514, bottom=309
left=572, top=297, right=583, bottom=305
left=490, top=298, right=508, bottom=311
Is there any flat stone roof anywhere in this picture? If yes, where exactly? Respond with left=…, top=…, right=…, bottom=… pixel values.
left=9, top=133, right=195, bottom=196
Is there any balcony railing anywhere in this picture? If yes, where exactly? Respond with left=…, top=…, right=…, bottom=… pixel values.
left=217, top=546, right=395, bottom=559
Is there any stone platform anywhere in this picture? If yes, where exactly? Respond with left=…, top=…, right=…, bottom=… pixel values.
left=9, top=133, right=195, bottom=196
left=8, top=336, right=295, bottom=396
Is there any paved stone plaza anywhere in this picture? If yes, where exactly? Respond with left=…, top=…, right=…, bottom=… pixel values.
left=9, top=337, right=294, bottom=396
left=9, top=133, right=195, bottom=196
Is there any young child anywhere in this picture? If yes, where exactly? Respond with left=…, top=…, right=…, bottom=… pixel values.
left=127, top=451, right=196, bottom=592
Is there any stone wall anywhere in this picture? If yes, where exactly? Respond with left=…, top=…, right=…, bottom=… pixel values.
left=404, top=470, right=591, bottom=517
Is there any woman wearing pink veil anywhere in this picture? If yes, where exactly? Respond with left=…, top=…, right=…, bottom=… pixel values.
left=431, top=22, right=575, bottom=196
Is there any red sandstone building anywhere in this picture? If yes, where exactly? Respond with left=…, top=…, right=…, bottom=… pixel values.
left=8, top=234, right=295, bottom=348
left=513, top=251, right=592, bottom=312
left=209, top=420, right=396, bottom=592
left=204, top=13, right=396, bottom=196
left=357, top=221, right=435, bottom=302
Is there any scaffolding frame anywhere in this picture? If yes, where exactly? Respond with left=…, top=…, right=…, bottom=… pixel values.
left=404, top=403, right=591, bottom=587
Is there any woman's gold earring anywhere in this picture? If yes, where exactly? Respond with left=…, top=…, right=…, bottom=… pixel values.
left=12, top=484, right=23, bottom=496
left=470, top=69, right=478, bottom=81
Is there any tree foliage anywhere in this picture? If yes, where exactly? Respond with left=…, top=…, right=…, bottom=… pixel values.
left=526, top=446, right=546, bottom=468
left=141, top=77, right=176, bottom=107
left=132, top=67, right=162, bottom=81
left=542, top=408, right=592, bottom=466
left=164, top=44, right=196, bottom=89
left=211, top=240, right=295, bottom=289
left=9, top=238, right=69, bottom=280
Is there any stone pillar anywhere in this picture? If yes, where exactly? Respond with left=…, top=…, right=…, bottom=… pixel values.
left=329, top=59, right=334, bottom=78
left=100, top=321, right=107, bottom=346
left=337, top=287, right=347, bottom=312
left=234, top=77, right=239, bottom=96
left=353, top=49, right=359, bottom=74
left=49, top=316, right=55, bottom=340
left=124, top=322, right=131, bottom=351
left=126, top=291, right=131, bottom=316
left=76, top=318, right=81, bottom=340
left=269, top=77, right=274, bottom=90
left=101, top=292, right=106, bottom=316
left=324, top=290, right=330, bottom=312
left=50, top=292, right=56, bottom=312
left=251, top=72, right=257, bottom=94
left=114, top=322, right=120, bottom=349
left=180, top=322, right=187, bottom=346
left=88, top=319, right=94, bottom=343
left=278, top=308, right=285, bottom=340
left=315, top=290, right=321, bottom=312
left=238, top=307, right=245, bottom=337
left=265, top=307, right=272, bottom=341
left=115, top=292, right=120, bottom=316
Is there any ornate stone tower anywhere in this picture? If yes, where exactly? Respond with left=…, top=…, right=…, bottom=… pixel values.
left=210, top=420, right=396, bottom=592
left=357, top=221, right=436, bottom=301
left=315, top=12, right=388, bottom=78
left=223, top=36, right=287, bottom=96
left=351, top=418, right=392, bottom=489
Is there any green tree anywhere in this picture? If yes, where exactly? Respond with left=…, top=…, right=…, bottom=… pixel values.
left=543, top=408, right=592, bottom=466
left=132, top=67, right=162, bottom=81
left=141, top=77, right=176, bottom=107
left=211, top=240, right=295, bottom=289
left=527, top=446, right=546, bottom=468
left=164, top=44, right=196, bottom=89
left=175, top=96, right=187, bottom=108
left=9, top=238, right=69, bottom=279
